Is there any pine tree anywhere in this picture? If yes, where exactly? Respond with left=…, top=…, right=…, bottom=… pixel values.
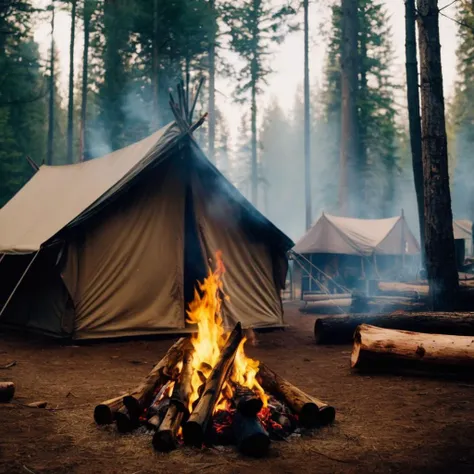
left=223, top=0, right=296, bottom=207
left=320, top=0, right=400, bottom=218
left=451, top=1, right=474, bottom=220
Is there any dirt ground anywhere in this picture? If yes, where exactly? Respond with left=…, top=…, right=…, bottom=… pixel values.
left=1, top=303, right=474, bottom=474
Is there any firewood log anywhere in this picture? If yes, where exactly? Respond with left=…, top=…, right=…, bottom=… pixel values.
left=153, top=347, right=194, bottom=452
left=352, top=324, right=474, bottom=372
left=314, top=312, right=474, bottom=345
left=115, top=405, right=140, bottom=434
left=257, top=363, right=335, bottom=428
left=183, top=322, right=243, bottom=447
left=0, top=381, right=15, bottom=403
left=233, top=411, right=270, bottom=457
left=232, top=384, right=263, bottom=417
left=123, top=338, right=188, bottom=416
left=94, top=395, right=124, bottom=425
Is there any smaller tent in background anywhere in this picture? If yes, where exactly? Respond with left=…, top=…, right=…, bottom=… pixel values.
left=291, top=212, right=421, bottom=299
left=453, top=219, right=473, bottom=258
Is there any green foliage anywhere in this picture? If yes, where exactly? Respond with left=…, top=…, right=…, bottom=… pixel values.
left=222, top=0, right=297, bottom=101
left=320, top=0, right=400, bottom=218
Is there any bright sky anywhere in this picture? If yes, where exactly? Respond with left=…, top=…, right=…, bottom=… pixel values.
left=33, top=0, right=460, bottom=145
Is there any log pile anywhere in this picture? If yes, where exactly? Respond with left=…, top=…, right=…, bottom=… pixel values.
left=93, top=322, right=336, bottom=457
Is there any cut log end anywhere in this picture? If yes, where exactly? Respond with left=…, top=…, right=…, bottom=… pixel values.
left=94, top=404, right=114, bottom=425
left=314, top=319, right=325, bottom=345
left=0, top=382, right=15, bottom=403
left=319, top=405, right=336, bottom=426
left=115, top=409, right=138, bottom=434
left=299, top=403, right=321, bottom=428
left=182, top=420, right=204, bottom=447
left=239, top=432, right=271, bottom=458
left=237, top=396, right=263, bottom=417
left=152, top=429, right=179, bottom=453
left=351, top=328, right=362, bottom=369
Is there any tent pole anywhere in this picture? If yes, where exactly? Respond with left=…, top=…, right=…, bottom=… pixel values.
left=0, top=251, right=39, bottom=320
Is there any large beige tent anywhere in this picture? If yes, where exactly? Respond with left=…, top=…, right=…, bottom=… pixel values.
left=0, top=122, right=293, bottom=339
left=294, top=213, right=420, bottom=256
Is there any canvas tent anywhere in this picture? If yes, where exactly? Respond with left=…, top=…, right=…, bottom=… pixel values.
left=453, top=219, right=473, bottom=256
left=0, top=121, right=293, bottom=339
left=292, top=213, right=420, bottom=296
left=294, top=213, right=420, bottom=256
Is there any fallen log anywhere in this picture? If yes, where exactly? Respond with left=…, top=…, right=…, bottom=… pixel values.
left=233, top=411, right=270, bottom=457
left=94, top=395, right=124, bottom=425
left=257, top=363, right=335, bottom=428
left=183, top=322, right=243, bottom=447
left=314, top=312, right=474, bottom=345
left=0, top=382, right=15, bottom=403
left=352, top=324, right=474, bottom=372
left=153, top=348, right=194, bottom=452
left=123, top=338, right=188, bottom=417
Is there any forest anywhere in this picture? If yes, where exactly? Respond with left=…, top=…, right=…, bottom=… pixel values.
left=0, top=0, right=473, bottom=243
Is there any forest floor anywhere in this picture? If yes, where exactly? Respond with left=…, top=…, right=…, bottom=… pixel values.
left=1, top=303, right=474, bottom=474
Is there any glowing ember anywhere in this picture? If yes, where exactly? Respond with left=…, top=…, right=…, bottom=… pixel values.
left=186, top=251, right=267, bottom=413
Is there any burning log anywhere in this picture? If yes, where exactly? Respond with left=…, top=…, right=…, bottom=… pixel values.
left=257, top=363, right=335, bottom=428
left=183, top=322, right=243, bottom=447
left=153, top=348, right=194, bottom=452
left=352, top=324, right=474, bottom=372
left=123, top=338, right=188, bottom=416
left=314, top=312, right=474, bottom=345
left=94, top=395, right=125, bottom=425
left=0, top=381, right=15, bottom=403
left=233, top=411, right=270, bottom=457
left=233, top=384, right=263, bottom=417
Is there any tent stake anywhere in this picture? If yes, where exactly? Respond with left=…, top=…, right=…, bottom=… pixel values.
left=0, top=251, right=39, bottom=320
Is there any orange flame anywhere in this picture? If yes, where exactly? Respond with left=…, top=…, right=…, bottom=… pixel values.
left=186, top=251, right=267, bottom=413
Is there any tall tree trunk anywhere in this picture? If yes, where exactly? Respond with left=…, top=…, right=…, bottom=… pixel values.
left=208, top=0, right=216, bottom=163
left=416, top=0, right=459, bottom=310
left=47, top=1, right=55, bottom=166
left=339, top=0, right=360, bottom=217
left=250, top=0, right=258, bottom=207
left=251, top=77, right=257, bottom=207
left=358, top=6, right=368, bottom=218
left=303, top=0, right=311, bottom=229
left=67, top=0, right=77, bottom=164
left=79, top=0, right=92, bottom=162
left=152, top=0, right=159, bottom=129
left=405, top=0, right=425, bottom=267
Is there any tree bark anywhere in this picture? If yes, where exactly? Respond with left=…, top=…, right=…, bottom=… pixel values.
left=67, top=0, right=77, bottom=164
left=208, top=0, right=216, bottom=163
left=115, top=404, right=140, bottom=433
left=416, top=0, right=459, bottom=310
left=257, top=363, right=335, bottom=428
left=339, top=0, right=360, bottom=216
left=47, top=2, right=55, bottom=166
left=123, top=338, right=188, bottom=417
left=233, top=411, right=270, bottom=457
left=152, top=0, right=159, bottom=128
left=183, top=322, right=243, bottom=447
left=405, top=0, right=425, bottom=266
left=79, top=0, right=93, bottom=162
left=352, top=323, right=474, bottom=371
left=0, top=381, right=15, bottom=403
left=303, top=0, right=312, bottom=229
left=93, top=394, right=124, bottom=425
left=315, top=312, right=474, bottom=345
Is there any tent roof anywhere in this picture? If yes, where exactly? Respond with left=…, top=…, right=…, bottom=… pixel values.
left=453, top=219, right=472, bottom=240
left=293, top=212, right=420, bottom=256
left=0, top=122, right=293, bottom=254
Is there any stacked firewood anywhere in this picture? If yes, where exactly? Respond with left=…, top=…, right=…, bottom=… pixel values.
left=94, top=323, right=336, bottom=456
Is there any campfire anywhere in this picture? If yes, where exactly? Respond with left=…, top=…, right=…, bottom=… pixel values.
left=94, top=252, right=335, bottom=456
